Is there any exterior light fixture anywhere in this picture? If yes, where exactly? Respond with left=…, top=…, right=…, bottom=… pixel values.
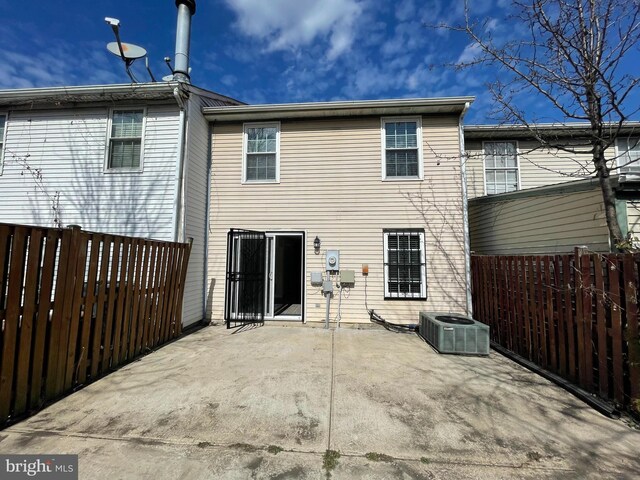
left=314, top=236, right=321, bottom=254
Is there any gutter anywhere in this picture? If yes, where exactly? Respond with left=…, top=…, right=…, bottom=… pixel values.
left=202, top=96, right=475, bottom=122
left=173, top=86, right=188, bottom=242
left=204, top=120, right=214, bottom=323
left=459, top=102, right=473, bottom=316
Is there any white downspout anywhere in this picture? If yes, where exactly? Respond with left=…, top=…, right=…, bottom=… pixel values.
left=459, top=102, right=473, bottom=316
left=173, top=86, right=188, bottom=242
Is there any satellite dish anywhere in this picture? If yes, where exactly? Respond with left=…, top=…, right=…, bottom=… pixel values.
left=162, top=74, right=175, bottom=82
left=107, top=41, right=147, bottom=60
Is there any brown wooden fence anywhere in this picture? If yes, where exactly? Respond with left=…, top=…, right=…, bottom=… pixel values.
left=471, top=248, right=640, bottom=410
left=0, top=223, right=191, bottom=425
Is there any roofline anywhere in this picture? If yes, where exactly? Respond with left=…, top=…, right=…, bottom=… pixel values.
left=468, top=176, right=615, bottom=205
left=464, top=121, right=640, bottom=139
left=0, top=82, right=244, bottom=106
left=0, top=82, right=179, bottom=101
left=203, top=96, right=475, bottom=121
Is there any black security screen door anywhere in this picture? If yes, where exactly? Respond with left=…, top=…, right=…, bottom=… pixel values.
left=225, top=229, right=267, bottom=328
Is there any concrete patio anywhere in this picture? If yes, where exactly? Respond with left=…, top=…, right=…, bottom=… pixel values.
left=1, top=325, right=638, bottom=479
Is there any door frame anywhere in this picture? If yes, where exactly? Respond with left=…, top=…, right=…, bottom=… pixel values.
left=264, top=231, right=306, bottom=322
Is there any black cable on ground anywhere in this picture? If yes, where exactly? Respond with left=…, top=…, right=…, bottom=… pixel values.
left=365, top=276, right=418, bottom=334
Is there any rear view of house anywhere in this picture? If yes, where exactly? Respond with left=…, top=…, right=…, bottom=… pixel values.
left=0, top=82, right=241, bottom=327
left=204, top=97, right=474, bottom=326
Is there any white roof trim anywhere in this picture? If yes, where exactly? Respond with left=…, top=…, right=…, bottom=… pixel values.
left=203, top=97, right=475, bottom=121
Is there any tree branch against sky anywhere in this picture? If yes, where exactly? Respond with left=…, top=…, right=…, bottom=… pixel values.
left=438, top=0, right=640, bottom=247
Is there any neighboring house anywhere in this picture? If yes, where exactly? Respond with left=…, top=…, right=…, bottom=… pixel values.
left=203, top=97, right=474, bottom=325
left=464, top=123, right=640, bottom=254
left=0, top=82, right=242, bottom=327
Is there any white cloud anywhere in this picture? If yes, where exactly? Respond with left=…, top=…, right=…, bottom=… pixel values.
left=223, top=0, right=364, bottom=59
left=456, top=42, right=483, bottom=64
left=0, top=24, right=124, bottom=88
left=395, top=0, right=415, bottom=22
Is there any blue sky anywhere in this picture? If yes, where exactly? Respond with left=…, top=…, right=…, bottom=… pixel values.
left=1, top=0, right=638, bottom=124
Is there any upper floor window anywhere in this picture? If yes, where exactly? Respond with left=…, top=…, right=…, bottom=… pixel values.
left=0, top=114, right=6, bottom=170
left=617, top=137, right=640, bottom=173
left=383, top=229, right=427, bottom=299
left=382, top=118, right=423, bottom=180
left=484, top=141, right=518, bottom=194
left=243, top=122, right=280, bottom=183
left=107, top=109, right=145, bottom=171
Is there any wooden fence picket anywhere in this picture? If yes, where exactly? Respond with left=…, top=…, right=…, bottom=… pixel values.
left=0, top=223, right=191, bottom=426
left=472, top=251, right=640, bottom=411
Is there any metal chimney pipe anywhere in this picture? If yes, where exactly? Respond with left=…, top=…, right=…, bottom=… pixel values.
left=174, top=0, right=196, bottom=83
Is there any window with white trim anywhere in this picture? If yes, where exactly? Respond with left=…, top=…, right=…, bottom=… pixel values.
left=0, top=114, right=6, bottom=169
left=243, top=123, right=280, bottom=182
left=108, top=109, right=144, bottom=170
left=617, top=137, right=640, bottom=173
left=484, top=141, right=519, bottom=194
left=383, top=229, right=426, bottom=299
left=383, top=118, right=422, bottom=179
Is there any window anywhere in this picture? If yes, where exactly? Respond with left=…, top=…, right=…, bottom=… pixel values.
left=0, top=114, right=6, bottom=170
left=382, top=118, right=422, bottom=179
left=484, top=141, right=519, bottom=194
left=617, top=137, right=640, bottom=173
left=107, top=109, right=144, bottom=170
left=383, top=229, right=426, bottom=299
left=243, top=123, right=280, bottom=183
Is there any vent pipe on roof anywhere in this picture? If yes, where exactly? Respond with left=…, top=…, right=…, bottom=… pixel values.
left=174, top=0, right=196, bottom=83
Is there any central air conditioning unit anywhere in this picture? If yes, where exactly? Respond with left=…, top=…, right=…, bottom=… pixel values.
left=419, top=312, right=490, bottom=356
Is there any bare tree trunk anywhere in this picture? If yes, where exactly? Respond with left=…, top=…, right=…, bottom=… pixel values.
left=594, top=149, right=624, bottom=247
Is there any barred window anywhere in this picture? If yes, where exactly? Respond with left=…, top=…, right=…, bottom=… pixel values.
left=383, top=229, right=426, bottom=299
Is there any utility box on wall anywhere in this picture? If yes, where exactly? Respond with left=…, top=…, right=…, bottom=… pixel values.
left=326, top=250, right=340, bottom=272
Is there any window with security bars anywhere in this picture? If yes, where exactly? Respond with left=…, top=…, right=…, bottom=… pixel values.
left=383, top=119, right=421, bottom=179
left=108, top=109, right=144, bottom=169
left=617, top=137, right=640, bottom=173
left=484, top=141, right=518, bottom=194
left=383, top=229, right=426, bottom=299
left=244, top=123, right=279, bottom=182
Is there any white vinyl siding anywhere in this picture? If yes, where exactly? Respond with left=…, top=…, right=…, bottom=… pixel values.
left=107, top=109, right=145, bottom=171
left=484, top=141, right=518, bottom=194
left=617, top=137, right=640, bottom=173
left=209, top=115, right=467, bottom=325
left=469, top=187, right=610, bottom=254
left=383, top=230, right=426, bottom=299
left=382, top=117, right=423, bottom=180
left=181, top=95, right=210, bottom=326
left=243, top=122, right=280, bottom=183
left=0, top=105, right=179, bottom=239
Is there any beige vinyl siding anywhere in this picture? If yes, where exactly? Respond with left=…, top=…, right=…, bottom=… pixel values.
left=181, top=95, right=209, bottom=326
left=0, top=105, right=179, bottom=239
left=627, top=200, right=640, bottom=238
left=208, top=115, right=467, bottom=325
left=469, top=187, right=610, bottom=254
left=465, top=139, right=594, bottom=198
